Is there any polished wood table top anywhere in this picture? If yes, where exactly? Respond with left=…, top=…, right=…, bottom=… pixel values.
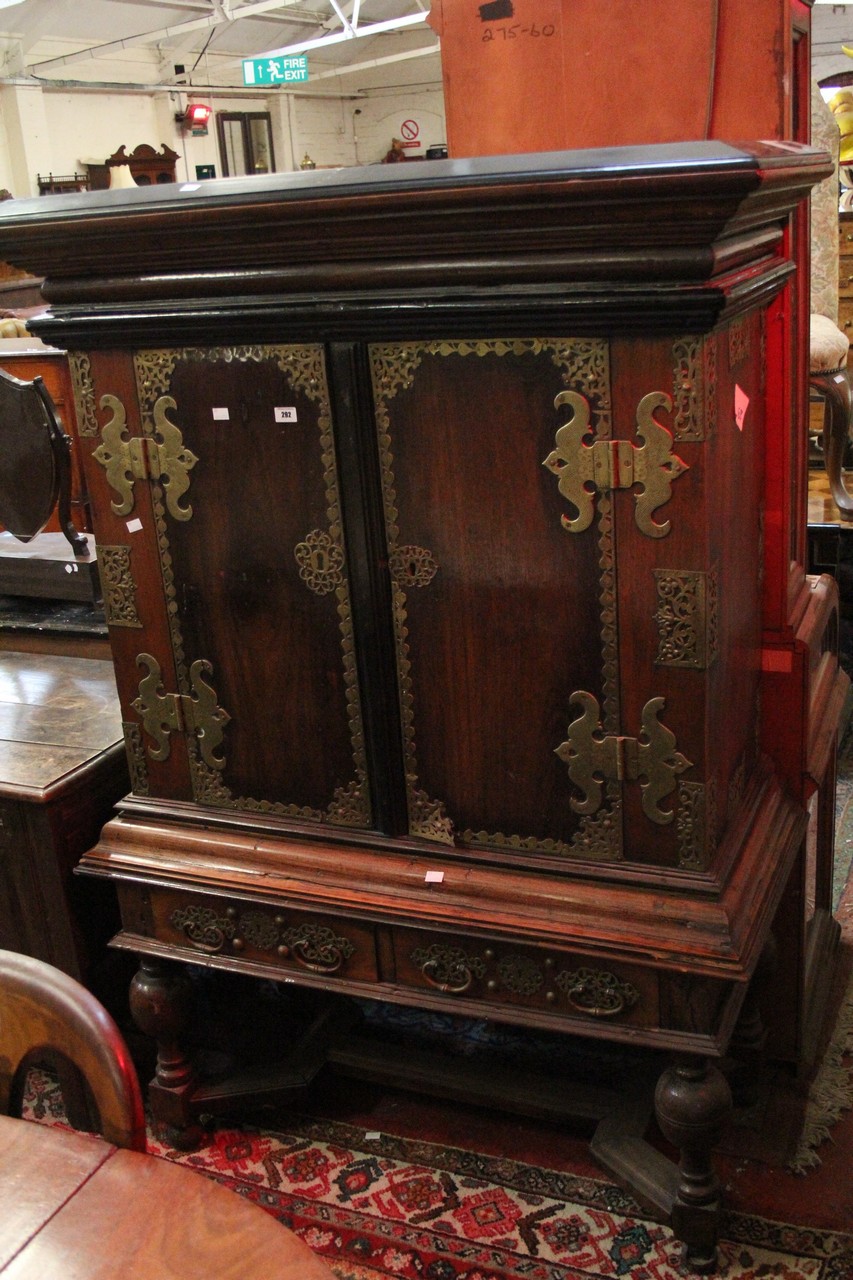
left=0, top=1116, right=334, bottom=1279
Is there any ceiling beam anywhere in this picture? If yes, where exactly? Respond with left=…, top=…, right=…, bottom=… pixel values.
left=235, top=10, right=430, bottom=65
left=309, top=40, right=437, bottom=82
left=27, top=0, right=307, bottom=73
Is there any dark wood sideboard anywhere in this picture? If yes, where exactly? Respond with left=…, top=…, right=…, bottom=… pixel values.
left=0, top=142, right=843, bottom=1269
left=0, top=653, right=127, bottom=994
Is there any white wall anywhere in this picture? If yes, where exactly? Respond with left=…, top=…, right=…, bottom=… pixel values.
left=814, top=4, right=853, bottom=89
left=0, top=78, right=446, bottom=195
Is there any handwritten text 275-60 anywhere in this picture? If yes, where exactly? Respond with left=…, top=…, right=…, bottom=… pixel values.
left=483, top=23, right=556, bottom=42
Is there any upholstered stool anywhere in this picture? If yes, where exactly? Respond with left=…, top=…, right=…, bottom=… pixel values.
left=810, top=313, right=853, bottom=519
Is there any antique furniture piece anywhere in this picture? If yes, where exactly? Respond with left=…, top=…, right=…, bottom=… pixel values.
left=0, top=653, right=127, bottom=991
left=0, top=949, right=146, bottom=1149
left=429, top=0, right=811, bottom=158
left=839, top=210, right=853, bottom=343
left=0, top=141, right=843, bottom=1270
left=0, top=1116, right=334, bottom=1278
left=85, top=144, right=178, bottom=192
left=0, top=349, right=99, bottom=604
left=0, top=347, right=92, bottom=539
left=0, top=366, right=88, bottom=558
left=808, top=315, right=853, bottom=519
left=37, top=173, right=89, bottom=196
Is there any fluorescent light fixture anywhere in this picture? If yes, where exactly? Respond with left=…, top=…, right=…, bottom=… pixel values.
left=257, top=10, right=429, bottom=61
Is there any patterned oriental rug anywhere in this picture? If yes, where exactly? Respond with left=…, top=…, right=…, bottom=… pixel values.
left=22, top=1060, right=853, bottom=1280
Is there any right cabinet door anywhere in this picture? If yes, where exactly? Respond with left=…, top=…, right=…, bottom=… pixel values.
left=369, top=336, right=628, bottom=861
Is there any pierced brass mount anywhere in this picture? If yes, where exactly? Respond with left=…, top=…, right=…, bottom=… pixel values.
left=93, top=394, right=198, bottom=521
left=543, top=390, right=689, bottom=538
left=556, top=690, right=691, bottom=825
left=132, top=652, right=230, bottom=769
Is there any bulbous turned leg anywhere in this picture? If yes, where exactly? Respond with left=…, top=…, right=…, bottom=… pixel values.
left=129, top=957, right=200, bottom=1148
left=654, top=1055, right=732, bottom=1274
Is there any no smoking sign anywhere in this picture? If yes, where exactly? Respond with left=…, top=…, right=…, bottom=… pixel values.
left=399, top=118, right=421, bottom=149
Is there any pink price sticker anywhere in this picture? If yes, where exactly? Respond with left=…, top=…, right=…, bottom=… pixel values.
left=734, top=384, right=750, bottom=431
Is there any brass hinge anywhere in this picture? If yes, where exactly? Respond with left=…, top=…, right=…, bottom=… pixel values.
left=555, top=690, right=691, bottom=825
left=132, top=652, right=230, bottom=770
left=543, top=389, right=689, bottom=538
left=93, top=394, right=198, bottom=521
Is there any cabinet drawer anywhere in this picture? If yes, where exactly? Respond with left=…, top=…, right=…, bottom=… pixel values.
left=135, top=887, right=378, bottom=983
left=391, top=927, right=658, bottom=1028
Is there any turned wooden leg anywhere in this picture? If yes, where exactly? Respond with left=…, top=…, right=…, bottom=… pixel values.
left=129, top=957, right=200, bottom=1148
left=654, top=1055, right=732, bottom=1274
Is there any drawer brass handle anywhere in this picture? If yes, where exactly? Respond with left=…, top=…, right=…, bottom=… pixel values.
left=170, top=905, right=234, bottom=955
left=556, top=966, right=640, bottom=1019
left=289, top=938, right=345, bottom=974
left=281, top=923, right=355, bottom=974
left=410, top=944, right=487, bottom=995
left=565, top=981, right=626, bottom=1018
left=421, top=959, right=473, bottom=994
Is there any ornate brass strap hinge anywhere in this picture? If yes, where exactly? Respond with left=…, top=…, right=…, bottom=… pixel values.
left=132, top=652, right=230, bottom=769
left=93, top=394, right=198, bottom=521
left=543, top=390, right=688, bottom=538
left=555, top=690, right=691, bottom=825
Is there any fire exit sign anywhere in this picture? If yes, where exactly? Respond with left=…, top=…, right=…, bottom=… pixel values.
left=242, top=55, right=309, bottom=86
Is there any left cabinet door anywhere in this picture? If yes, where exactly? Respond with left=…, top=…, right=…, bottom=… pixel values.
left=72, top=345, right=373, bottom=830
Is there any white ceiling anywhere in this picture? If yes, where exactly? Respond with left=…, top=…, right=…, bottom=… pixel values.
left=0, top=0, right=440, bottom=93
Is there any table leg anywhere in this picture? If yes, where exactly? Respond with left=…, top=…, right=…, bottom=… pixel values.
left=129, top=957, right=200, bottom=1148
left=654, top=1055, right=732, bottom=1274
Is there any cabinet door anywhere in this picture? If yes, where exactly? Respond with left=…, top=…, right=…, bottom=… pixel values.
left=370, top=338, right=623, bottom=859
left=85, top=345, right=371, bottom=829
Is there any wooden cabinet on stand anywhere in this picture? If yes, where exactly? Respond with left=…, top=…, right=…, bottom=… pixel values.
left=0, top=140, right=842, bottom=1269
left=431, top=0, right=830, bottom=1076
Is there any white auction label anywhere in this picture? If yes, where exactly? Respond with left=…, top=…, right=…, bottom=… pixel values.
left=126, top=518, right=143, bottom=533
left=275, top=407, right=298, bottom=423
left=212, top=407, right=230, bottom=421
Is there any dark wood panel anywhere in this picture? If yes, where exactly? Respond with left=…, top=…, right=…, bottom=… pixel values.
left=75, top=349, right=193, bottom=803
left=373, top=340, right=610, bottom=854
left=161, top=350, right=369, bottom=823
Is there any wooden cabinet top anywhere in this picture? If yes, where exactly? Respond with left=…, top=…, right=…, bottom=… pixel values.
left=0, top=141, right=831, bottom=342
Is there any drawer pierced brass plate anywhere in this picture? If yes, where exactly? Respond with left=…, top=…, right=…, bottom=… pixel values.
left=555, top=966, right=640, bottom=1018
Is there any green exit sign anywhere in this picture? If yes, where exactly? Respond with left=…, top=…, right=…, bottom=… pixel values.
left=242, top=55, right=309, bottom=86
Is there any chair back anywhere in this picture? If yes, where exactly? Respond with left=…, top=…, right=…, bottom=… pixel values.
left=0, top=949, right=146, bottom=1150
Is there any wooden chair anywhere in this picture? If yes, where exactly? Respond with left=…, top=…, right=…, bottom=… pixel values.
left=0, top=949, right=146, bottom=1151
left=0, top=367, right=89, bottom=558
left=810, top=313, right=853, bottom=520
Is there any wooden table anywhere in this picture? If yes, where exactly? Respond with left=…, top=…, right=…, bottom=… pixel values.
left=0, top=653, right=127, bottom=991
left=0, top=1115, right=334, bottom=1279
